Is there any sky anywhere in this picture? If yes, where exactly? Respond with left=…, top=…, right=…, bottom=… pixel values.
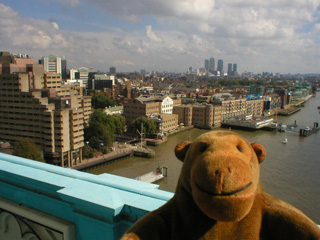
left=1, top=0, right=320, bottom=74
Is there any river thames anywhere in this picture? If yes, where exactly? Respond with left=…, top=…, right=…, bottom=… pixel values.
left=87, top=93, right=320, bottom=223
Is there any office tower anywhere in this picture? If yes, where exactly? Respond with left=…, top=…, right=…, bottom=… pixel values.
left=0, top=52, right=91, bottom=167
left=209, top=57, right=215, bottom=72
left=217, top=59, right=223, bottom=72
left=233, top=63, right=237, bottom=73
left=204, top=59, right=209, bottom=71
left=228, top=63, right=233, bottom=76
left=189, top=66, right=192, bottom=73
left=39, top=54, right=67, bottom=81
left=110, top=67, right=116, bottom=75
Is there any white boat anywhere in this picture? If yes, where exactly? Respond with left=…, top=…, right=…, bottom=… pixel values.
left=282, top=138, right=288, bottom=144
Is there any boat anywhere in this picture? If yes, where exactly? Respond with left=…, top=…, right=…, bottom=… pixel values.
left=278, top=124, right=287, bottom=132
left=135, top=166, right=168, bottom=183
left=133, top=146, right=155, bottom=158
left=282, top=130, right=288, bottom=144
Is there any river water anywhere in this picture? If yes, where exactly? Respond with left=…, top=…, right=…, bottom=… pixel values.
left=87, top=93, right=320, bottom=223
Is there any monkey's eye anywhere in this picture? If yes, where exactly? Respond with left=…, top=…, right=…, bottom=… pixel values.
left=237, top=145, right=243, bottom=152
left=200, top=143, right=208, bottom=152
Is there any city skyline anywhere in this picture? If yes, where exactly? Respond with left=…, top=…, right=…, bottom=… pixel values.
left=1, top=0, right=320, bottom=74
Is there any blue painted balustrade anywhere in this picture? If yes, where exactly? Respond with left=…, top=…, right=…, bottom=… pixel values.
left=0, top=152, right=173, bottom=240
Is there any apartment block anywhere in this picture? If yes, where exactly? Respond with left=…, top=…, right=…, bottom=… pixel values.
left=212, top=95, right=247, bottom=119
left=192, top=104, right=214, bottom=128
left=246, top=98, right=264, bottom=117
left=151, top=114, right=178, bottom=134
left=172, top=105, right=193, bottom=126
left=173, top=104, right=222, bottom=128
left=0, top=52, right=91, bottom=167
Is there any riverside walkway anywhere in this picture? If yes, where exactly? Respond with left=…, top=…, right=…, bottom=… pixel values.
left=73, top=143, right=134, bottom=171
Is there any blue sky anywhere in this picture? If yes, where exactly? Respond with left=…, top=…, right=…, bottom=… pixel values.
left=1, top=0, right=320, bottom=74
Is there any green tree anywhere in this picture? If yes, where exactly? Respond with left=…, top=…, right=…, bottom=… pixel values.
left=85, top=109, right=116, bottom=149
left=13, top=138, right=44, bottom=162
left=112, top=114, right=126, bottom=134
left=92, top=94, right=117, bottom=109
left=129, top=117, right=156, bottom=136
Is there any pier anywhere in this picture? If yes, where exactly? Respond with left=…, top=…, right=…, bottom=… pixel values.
left=299, top=122, right=320, bottom=137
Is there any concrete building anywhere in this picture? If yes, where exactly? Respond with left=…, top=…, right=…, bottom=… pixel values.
left=209, top=57, right=215, bottom=72
left=123, top=98, right=161, bottom=125
left=173, top=104, right=222, bottom=128
left=246, top=96, right=264, bottom=117
left=123, top=95, right=176, bottom=126
left=88, top=73, right=115, bottom=90
left=212, top=94, right=247, bottom=120
left=264, top=94, right=282, bottom=115
left=192, top=104, right=214, bottom=128
left=172, top=105, right=193, bottom=126
left=39, top=54, right=67, bottom=80
left=110, top=67, right=116, bottom=75
left=68, top=67, right=94, bottom=88
left=217, top=59, right=223, bottom=72
left=0, top=52, right=91, bottom=166
left=151, top=114, right=178, bottom=134
left=204, top=59, right=209, bottom=71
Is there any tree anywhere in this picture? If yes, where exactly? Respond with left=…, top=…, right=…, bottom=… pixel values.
left=92, top=94, right=117, bottom=109
left=129, top=117, right=156, bottom=136
left=13, top=138, right=44, bottom=162
left=112, top=114, right=126, bottom=134
left=85, top=109, right=117, bottom=149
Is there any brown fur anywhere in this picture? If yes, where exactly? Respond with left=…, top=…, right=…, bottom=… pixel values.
left=121, top=130, right=320, bottom=240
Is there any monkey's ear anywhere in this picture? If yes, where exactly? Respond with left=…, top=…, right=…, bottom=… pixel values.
left=251, top=142, right=266, bottom=164
left=174, top=141, right=191, bottom=162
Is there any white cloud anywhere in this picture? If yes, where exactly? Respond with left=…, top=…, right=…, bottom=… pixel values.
left=1, top=1, right=320, bottom=73
left=145, top=25, right=162, bottom=42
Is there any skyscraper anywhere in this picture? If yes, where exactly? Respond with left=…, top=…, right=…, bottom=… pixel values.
left=228, top=63, right=233, bottom=76
left=209, top=57, right=215, bottom=72
left=110, top=67, right=116, bottom=75
left=217, top=59, right=223, bottom=72
left=233, top=63, right=237, bottom=73
left=204, top=59, right=209, bottom=71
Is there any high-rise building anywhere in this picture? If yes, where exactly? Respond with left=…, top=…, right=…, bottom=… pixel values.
left=217, top=59, right=223, bottom=72
left=209, top=58, right=215, bottom=72
left=0, top=52, right=91, bottom=167
left=233, top=63, right=237, bottom=73
left=110, top=67, right=116, bottom=75
left=228, top=63, right=232, bottom=72
left=68, top=67, right=94, bottom=88
left=204, top=59, right=209, bottom=71
left=39, top=54, right=67, bottom=81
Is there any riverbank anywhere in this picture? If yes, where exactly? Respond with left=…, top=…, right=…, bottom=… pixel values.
left=72, top=143, right=134, bottom=171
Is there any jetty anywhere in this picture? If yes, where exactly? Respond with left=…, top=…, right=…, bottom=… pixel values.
left=299, top=122, right=320, bottom=137
left=221, top=115, right=275, bottom=131
left=136, top=166, right=168, bottom=183
left=277, top=107, right=301, bottom=116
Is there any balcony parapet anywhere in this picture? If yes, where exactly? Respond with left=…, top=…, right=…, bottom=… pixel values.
left=0, top=152, right=173, bottom=239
